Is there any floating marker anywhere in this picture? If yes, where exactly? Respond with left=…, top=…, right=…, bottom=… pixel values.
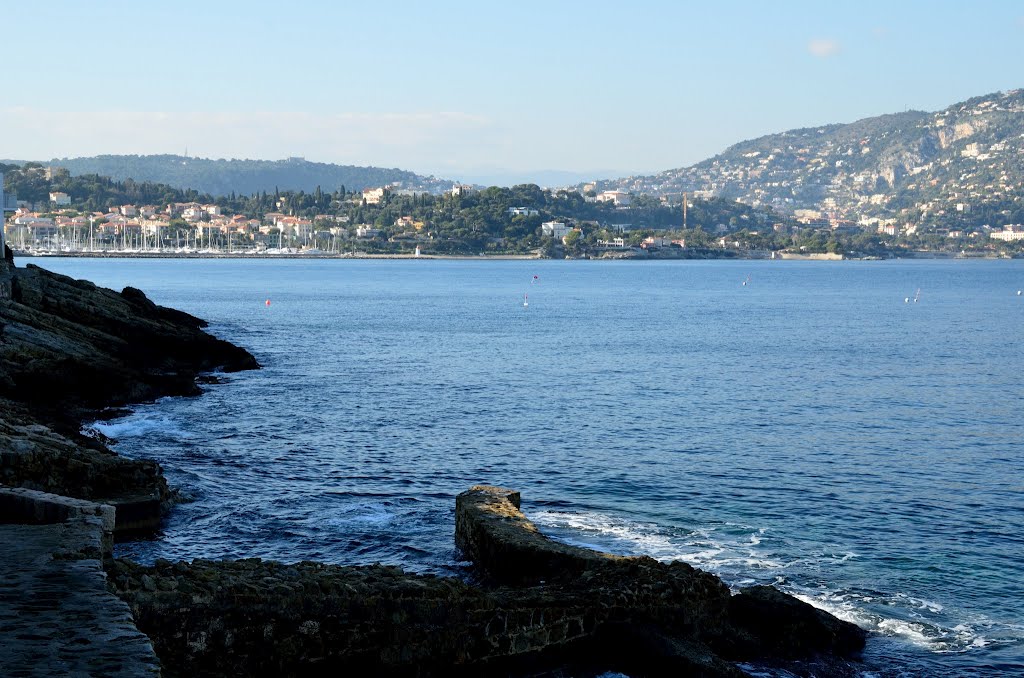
left=1018, top=290, right=1022, bottom=296
left=265, top=299, right=271, bottom=306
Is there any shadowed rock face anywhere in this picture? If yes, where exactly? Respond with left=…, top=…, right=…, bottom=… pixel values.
left=0, top=260, right=259, bottom=530
left=110, top=487, right=866, bottom=677
left=1, top=263, right=257, bottom=427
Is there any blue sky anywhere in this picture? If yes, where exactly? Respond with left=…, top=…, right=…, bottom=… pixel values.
left=4, top=0, right=1023, bottom=184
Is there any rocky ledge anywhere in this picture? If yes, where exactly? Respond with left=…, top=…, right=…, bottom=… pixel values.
left=0, top=248, right=258, bottom=531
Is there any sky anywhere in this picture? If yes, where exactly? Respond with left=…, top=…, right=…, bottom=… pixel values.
left=4, top=0, right=1024, bottom=185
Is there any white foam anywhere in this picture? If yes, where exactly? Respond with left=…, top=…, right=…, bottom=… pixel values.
left=789, top=589, right=1014, bottom=656
left=529, top=510, right=793, bottom=576
left=876, top=618, right=933, bottom=647
left=320, top=502, right=393, bottom=528
left=528, top=508, right=1015, bottom=659
left=529, top=510, right=678, bottom=557
left=88, top=412, right=191, bottom=440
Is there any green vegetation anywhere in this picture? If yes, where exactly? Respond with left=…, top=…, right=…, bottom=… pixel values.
left=44, top=155, right=449, bottom=196
left=4, top=163, right=210, bottom=211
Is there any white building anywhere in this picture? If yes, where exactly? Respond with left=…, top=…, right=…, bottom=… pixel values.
left=182, top=206, right=205, bottom=221
left=596, top=190, right=631, bottom=207
left=355, top=225, right=382, bottom=238
left=363, top=187, right=387, bottom=205
left=449, top=183, right=476, bottom=197
left=49, top=192, right=71, bottom=206
left=990, top=225, right=1024, bottom=241
left=541, top=221, right=570, bottom=238
left=508, top=207, right=539, bottom=216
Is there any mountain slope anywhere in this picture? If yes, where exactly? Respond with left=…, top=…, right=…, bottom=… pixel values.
left=47, top=155, right=454, bottom=197
left=605, top=90, right=1024, bottom=228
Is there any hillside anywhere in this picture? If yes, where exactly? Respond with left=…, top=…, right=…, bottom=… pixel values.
left=46, top=155, right=454, bottom=197
left=601, top=89, right=1024, bottom=229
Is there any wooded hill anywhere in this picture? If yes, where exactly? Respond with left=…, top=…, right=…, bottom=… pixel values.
left=39, top=155, right=454, bottom=197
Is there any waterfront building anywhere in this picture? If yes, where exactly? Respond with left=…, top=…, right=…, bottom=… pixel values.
left=989, top=224, right=1024, bottom=241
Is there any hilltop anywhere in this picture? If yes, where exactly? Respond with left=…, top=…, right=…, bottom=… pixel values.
left=42, top=155, right=455, bottom=197
left=599, top=89, right=1024, bottom=230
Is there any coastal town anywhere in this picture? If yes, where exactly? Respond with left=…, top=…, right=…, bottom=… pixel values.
left=3, top=166, right=1023, bottom=259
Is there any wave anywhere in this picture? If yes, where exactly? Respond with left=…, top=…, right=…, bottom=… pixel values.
left=86, top=411, right=192, bottom=440
left=527, top=509, right=1023, bottom=658
left=789, top=587, right=1023, bottom=656
left=529, top=509, right=787, bottom=574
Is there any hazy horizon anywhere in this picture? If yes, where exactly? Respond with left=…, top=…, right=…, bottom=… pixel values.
left=3, top=1, right=1023, bottom=182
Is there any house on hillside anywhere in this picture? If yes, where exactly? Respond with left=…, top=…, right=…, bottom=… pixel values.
left=541, top=221, right=570, bottom=238
left=596, top=190, right=630, bottom=207
left=363, top=187, right=387, bottom=205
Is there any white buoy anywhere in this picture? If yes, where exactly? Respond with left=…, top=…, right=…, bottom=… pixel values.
left=1018, top=290, right=1022, bottom=296
left=904, top=297, right=910, bottom=303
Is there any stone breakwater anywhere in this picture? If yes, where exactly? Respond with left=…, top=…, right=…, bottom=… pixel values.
left=109, top=486, right=866, bottom=677
left=0, top=252, right=867, bottom=676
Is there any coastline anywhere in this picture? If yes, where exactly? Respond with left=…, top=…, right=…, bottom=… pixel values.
left=14, top=249, right=1015, bottom=261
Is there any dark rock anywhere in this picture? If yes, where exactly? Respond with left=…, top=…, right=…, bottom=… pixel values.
left=0, top=261, right=259, bottom=531
left=726, top=585, right=867, bottom=659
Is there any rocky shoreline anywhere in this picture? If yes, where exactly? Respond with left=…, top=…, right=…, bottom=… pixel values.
left=0, top=248, right=869, bottom=676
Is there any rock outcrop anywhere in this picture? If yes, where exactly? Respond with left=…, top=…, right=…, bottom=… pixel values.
left=0, top=259, right=258, bottom=531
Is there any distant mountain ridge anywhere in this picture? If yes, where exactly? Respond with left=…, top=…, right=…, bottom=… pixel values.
left=46, top=155, right=455, bottom=197
left=599, top=89, right=1024, bottom=228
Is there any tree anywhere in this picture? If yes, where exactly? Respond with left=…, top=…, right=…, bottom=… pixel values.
left=563, top=229, right=582, bottom=254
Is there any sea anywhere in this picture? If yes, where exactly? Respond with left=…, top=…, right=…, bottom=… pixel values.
left=27, top=256, right=1024, bottom=676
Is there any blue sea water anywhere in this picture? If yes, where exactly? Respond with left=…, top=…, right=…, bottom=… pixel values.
left=29, top=256, right=1024, bottom=676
